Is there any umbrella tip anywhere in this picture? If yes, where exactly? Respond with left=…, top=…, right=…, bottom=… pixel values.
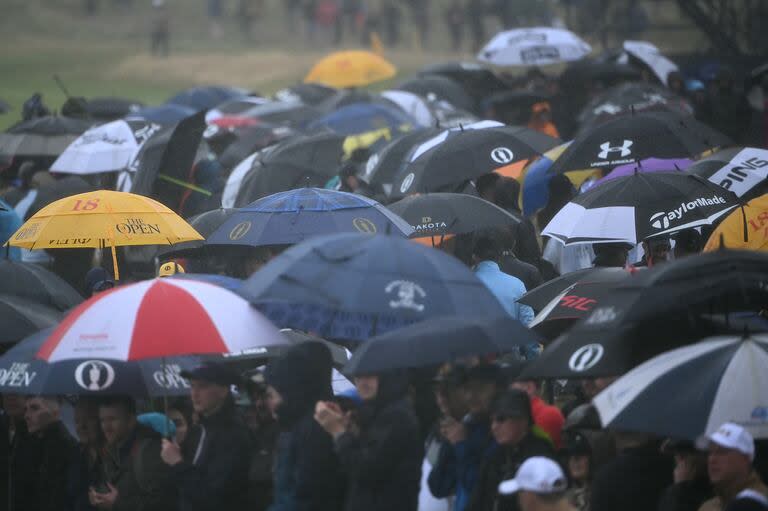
left=718, top=233, right=726, bottom=250
left=458, top=123, right=464, bottom=132
left=742, top=324, right=751, bottom=340
left=630, top=104, right=635, bottom=116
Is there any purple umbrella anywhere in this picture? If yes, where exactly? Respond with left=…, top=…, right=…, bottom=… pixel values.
left=593, top=157, right=693, bottom=187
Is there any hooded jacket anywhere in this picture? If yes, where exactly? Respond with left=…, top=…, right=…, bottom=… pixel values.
left=265, top=342, right=346, bottom=511
left=334, top=370, right=424, bottom=511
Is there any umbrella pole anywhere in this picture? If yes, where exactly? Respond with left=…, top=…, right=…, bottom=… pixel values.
left=162, top=357, right=171, bottom=439
left=111, top=241, right=120, bottom=281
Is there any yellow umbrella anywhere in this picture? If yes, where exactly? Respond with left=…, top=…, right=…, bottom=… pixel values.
left=305, top=50, right=397, bottom=89
left=7, top=190, right=203, bottom=279
left=704, top=193, right=768, bottom=252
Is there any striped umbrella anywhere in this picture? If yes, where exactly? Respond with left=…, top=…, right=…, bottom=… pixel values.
left=36, top=278, right=287, bottom=362
left=593, top=334, right=768, bottom=440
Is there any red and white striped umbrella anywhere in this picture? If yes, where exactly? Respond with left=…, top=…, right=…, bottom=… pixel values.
left=37, top=278, right=287, bottom=362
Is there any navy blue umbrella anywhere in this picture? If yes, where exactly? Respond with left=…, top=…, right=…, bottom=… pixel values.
left=238, top=233, right=508, bottom=340
left=167, top=86, right=250, bottom=112
left=307, top=102, right=415, bottom=137
left=344, top=316, right=541, bottom=375
left=0, top=329, right=201, bottom=397
left=128, top=104, right=196, bottom=125
left=207, top=188, right=413, bottom=247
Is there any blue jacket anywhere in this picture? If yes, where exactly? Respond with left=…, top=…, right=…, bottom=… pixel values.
left=474, top=261, right=534, bottom=325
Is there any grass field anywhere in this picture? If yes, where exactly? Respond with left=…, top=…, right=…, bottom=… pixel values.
left=0, top=0, right=706, bottom=131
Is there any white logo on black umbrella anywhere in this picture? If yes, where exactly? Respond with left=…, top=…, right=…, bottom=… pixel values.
left=598, top=140, right=633, bottom=159
left=569, top=344, right=605, bottom=372
left=490, top=147, right=515, bottom=165
left=385, top=280, right=426, bottom=312
left=75, top=360, right=116, bottom=391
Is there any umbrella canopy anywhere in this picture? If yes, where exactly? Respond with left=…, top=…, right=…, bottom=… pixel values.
left=205, top=96, right=270, bottom=123
left=622, top=41, right=679, bottom=85
left=704, top=194, right=768, bottom=252
left=380, top=90, right=437, bottom=128
left=593, top=157, right=693, bottom=187
left=304, top=51, right=397, bottom=88
left=221, top=328, right=349, bottom=370
left=37, top=278, right=288, bottom=362
left=216, top=124, right=295, bottom=171
left=344, top=316, right=541, bottom=375
left=0, top=294, right=61, bottom=345
left=360, top=128, right=441, bottom=188
left=388, top=193, right=520, bottom=238
left=83, top=96, right=144, bottom=121
left=128, top=104, right=196, bottom=125
left=0, top=328, right=201, bottom=396
left=238, top=233, right=508, bottom=341
left=234, top=133, right=345, bottom=205
left=222, top=100, right=322, bottom=128
left=560, top=58, right=642, bottom=88
left=25, top=176, right=96, bottom=220
left=520, top=266, right=631, bottom=311
left=274, top=83, right=339, bottom=105
left=167, top=86, right=250, bottom=112
left=159, top=207, right=237, bottom=259
left=51, top=119, right=161, bottom=175
left=0, top=116, right=92, bottom=159
left=577, top=83, right=693, bottom=134
left=419, top=61, right=509, bottom=107
left=478, top=27, right=592, bottom=67
left=542, top=172, right=739, bottom=244
left=396, top=74, right=476, bottom=114
left=549, top=112, right=731, bottom=174
left=594, top=333, right=768, bottom=440
left=390, top=122, right=560, bottom=199
left=207, top=188, right=412, bottom=247
left=687, top=147, right=768, bottom=199
left=307, top=102, right=415, bottom=137
left=0, top=260, right=83, bottom=312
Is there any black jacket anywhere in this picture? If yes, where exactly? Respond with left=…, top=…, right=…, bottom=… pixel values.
left=172, top=398, right=252, bottom=511
left=11, top=420, right=77, bottom=511
left=499, top=255, right=543, bottom=292
left=467, top=431, right=555, bottom=511
left=658, top=478, right=712, bottom=511
left=591, top=442, right=673, bottom=511
left=335, top=371, right=424, bottom=511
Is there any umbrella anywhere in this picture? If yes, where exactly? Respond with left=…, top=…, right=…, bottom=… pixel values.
left=593, top=333, right=768, bottom=440
left=7, top=190, right=203, bottom=279
left=380, top=90, right=437, bottom=128
left=222, top=150, right=262, bottom=208
left=159, top=207, right=237, bottom=259
left=307, top=102, right=415, bottom=137
left=237, top=233, right=508, bottom=341
left=548, top=112, right=731, bottom=175
left=419, top=61, right=509, bottom=106
left=25, top=175, right=96, bottom=220
left=0, top=328, right=201, bottom=396
left=560, top=58, right=642, bottom=88
left=0, top=116, right=92, bottom=160
left=205, top=96, right=270, bottom=123
left=478, top=27, right=592, bottom=67
left=0, top=260, right=83, bottom=312
left=128, top=104, right=196, bottom=125
left=51, top=119, right=161, bottom=175
left=387, top=193, right=520, bottom=239
left=577, top=83, right=693, bottom=134
left=390, top=123, right=560, bottom=199
left=166, top=86, right=250, bottom=112
left=687, top=147, right=768, bottom=199
left=704, top=194, right=768, bottom=252
left=222, top=100, right=322, bottom=128
left=274, top=83, right=339, bottom=105
left=234, top=133, right=345, bottom=205
left=304, top=50, right=397, bottom=89
left=542, top=172, right=739, bottom=245
left=0, top=294, right=61, bottom=345
left=396, top=74, right=476, bottom=114
left=221, top=328, right=349, bottom=370
left=622, top=41, right=679, bottom=85
left=83, top=96, right=144, bottom=121
left=360, top=127, right=441, bottom=189
left=519, top=267, right=631, bottom=311
left=36, top=278, right=288, bottom=362
left=482, top=90, right=552, bottom=124
left=593, top=158, right=693, bottom=187
left=216, top=124, right=295, bottom=171
left=207, top=188, right=412, bottom=247
left=344, top=316, right=541, bottom=375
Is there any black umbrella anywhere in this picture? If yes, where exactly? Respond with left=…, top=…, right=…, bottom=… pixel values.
left=548, top=112, right=732, bottom=174
left=0, top=261, right=83, bottom=312
left=577, top=83, right=693, bottom=135
left=216, top=124, right=295, bottom=171
left=686, top=146, right=768, bottom=199
left=167, top=85, right=250, bottom=112
left=344, top=316, right=541, bottom=375
left=0, top=116, right=92, bottom=160
left=419, top=62, right=508, bottom=108
left=390, top=124, right=561, bottom=199
left=388, top=193, right=520, bottom=238
left=231, top=100, right=322, bottom=128
left=0, top=294, right=62, bottom=345
left=520, top=267, right=632, bottom=311
left=522, top=250, right=768, bottom=378
left=159, top=207, right=237, bottom=259
left=220, top=329, right=349, bottom=371
left=26, top=175, right=95, bottom=220
left=234, top=132, right=345, bottom=205
left=482, top=90, right=552, bottom=125
left=360, top=127, right=441, bottom=188
left=84, top=96, right=144, bottom=121
left=273, top=83, right=339, bottom=105
left=397, top=75, right=476, bottom=114
left=560, top=57, right=642, bottom=89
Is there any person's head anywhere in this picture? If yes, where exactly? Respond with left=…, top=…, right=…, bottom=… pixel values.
left=2, top=393, right=25, bottom=419
left=592, top=242, right=631, bottom=267
left=181, top=363, right=235, bottom=417
left=490, top=388, right=532, bottom=446
left=642, top=238, right=672, bottom=266
left=85, top=267, right=115, bottom=296
left=472, top=230, right=504, bottom=265
left=560, top=431, right=592, bottom=483
left=461, top=364, right=502, bottom=416
left=511, top=379, right=540, bottom=399
left=493, top=177, right=522, bottom=213
left=499, top=456, right=569, bottom=511
left=477, top=173, right=501, bottom=202
left=662, top=439, right=708, bottom=482
left=700, top=422, right=754, bottom=488
left=672, top=229, right=702, bottom=259
left=667, top=71, right=685, bottom=94
left=98, top=396, right=137, bottom=446
left=353, top=374, right=379, bottom=401
left=74, top=397, right=102, bottom=447
left=158, top=261, right=185, bottom=278
left=24, top=396, right=61, bottom=434
left=166, top=398, right=194, bottom=445
left=433, top=369, right=469, bottom=420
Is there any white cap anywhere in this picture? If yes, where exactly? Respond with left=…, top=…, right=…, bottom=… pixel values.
left=697, top=422, right=755, bottom=461
left=498, top=457, right=568, bottom=496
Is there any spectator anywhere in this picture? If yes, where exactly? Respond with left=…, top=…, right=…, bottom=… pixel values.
left=72, top=398, right=103, bottom=511
left=659, top=440, right=711, bottom=511
left=498, top=456, right=576, bottom=511
left=511, top=379, right=565, bottom=449
left=560, top=431, right=593, bottom=511
left=591, top=243, right=631, bottom=268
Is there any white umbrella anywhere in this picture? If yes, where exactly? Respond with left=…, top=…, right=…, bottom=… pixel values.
left=622, top=41, right=679, bottom=85
left=594, top=333, right=768, bottom=440
left=380, top=90, right=436, bottom=128
left=51, top=119, right=160, bottom=175
left=478, top=27, right=591, bottom=67
left=221, top=149, right=267, bottom=208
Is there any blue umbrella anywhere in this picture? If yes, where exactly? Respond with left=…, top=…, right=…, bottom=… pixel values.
left=206, top=188, right=413, bottom=247
left=307, top=102, right=415, bottom=136
left=0, top=328, right=201, bottom=396
left=167, top=86, right=250, bottom=112
left=238, top=233, right=508, bottom=340
left=128, top=104, right=196, bottom=125
left=0, top=198, right=21, bottom=261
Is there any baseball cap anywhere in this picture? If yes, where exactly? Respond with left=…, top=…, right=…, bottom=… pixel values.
left=491, top=388, right=532, bottom=421
left=180, top=362, right=239, bottom=387
left=158, top=262, right=185, bottom=277
left=499, top=456, right=568, bottom=495
left=696, top=422, right=755, bottom=461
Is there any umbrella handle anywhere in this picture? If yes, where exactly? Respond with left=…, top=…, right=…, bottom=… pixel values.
left=111, top=242, right=120, bottom=281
